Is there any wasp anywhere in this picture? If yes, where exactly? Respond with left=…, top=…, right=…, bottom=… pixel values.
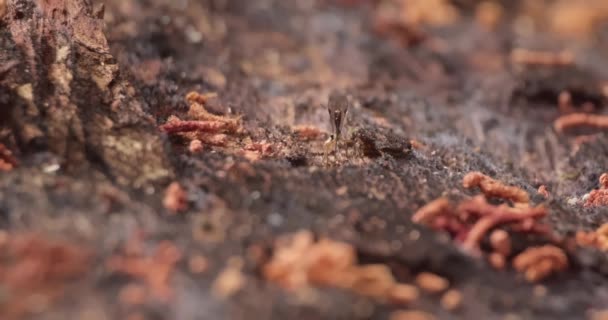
left=324, top=91, right=351, bottom=164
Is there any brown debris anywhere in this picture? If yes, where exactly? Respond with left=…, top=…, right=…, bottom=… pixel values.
left=512, top=245, right=568, bottom=282
left=398, top=0, right=459, bottom=27
left=585, top=185, right=608, bottom=206
left=390, top=310, right=437, bottom=320
left=475, top=1, right=503, bottom=30
left=106, top=235, right=182, bottom=302
left=200, top=134, right=229, bottom=147
left=387, top=284, right=420, bottom=305
left=186, top=91, right=218, bottom=106
left=372, top=18, right=425, bottom=47
left=549, top=1, right=608, bottom=38
left=348, top=264, right=397, bottom=298
left=241, top=139, right=276, bottom=162
left=200, top=68, right=227, bottom=89
left=584, top=174, right=608, bottom=207
left=189, top=139, right=204, bottom=153
left=187, top=93, right=240, bottom=128
left=489, top=229, right=511, bottom=256
left=538, top=185, right=550, bottom=198
left=554, top=113, right=608, bottom=133
left=576, top=223, right=608, bottom=251
left=0, top=143, right=18, bottom=171
left=0, top=158, right=12, bottom=171
left=263, top=230, right=419, bottom=303
left=263, top=231, right=355, bottom=290
left=590, top=309, right=608, bottom=320
left=412, top=195, right=549, bottom=255
left=510, top=48, right=574, bottom=66
left=161, top=92, right=242, bottom=138
left=409, top=139, right=426, bottom=150
left=165, top=92, right=277, bottom=161
left=591, top=223, right=608, bottom=251
left=373, top=0, right=460, bottom=47
left=585, top=189, right=608, bottom=207
left=293, top=125, right=324, bottom=141
left=558, top=91, right=574, bottom=113
left=244, top=140, right=274, bottom=157
left=600, top=173, right=608, bottom=189
left=262, top=231, right=314, bottom=289
left=440, top=289, right=463, bottom=311
left=160, top=118, right=237, bottom=135
left=411, top=197, right=452, bottom=224
left=0, top=233, right=91, bottom=319
left=126, top=313, right=146, bottom=320
left=415, top=272, right=449, bottom=294
left=463, top=172, right=530, bottom=205
left=488, top=252, right=506, bottom=270
left=131, top=59, right=163, bottom=85
left=336, top=186, right=349, bottom=196
left=212, top=257, right=246, bottom=299
left=189, top=255, right=209, bottom=274
left=575, top=229, right=598, bottom=248
left=533, top=284, right=548, bottom=298
left=458, top=197, right=547, bottom=253
left=163, top=182, right=188, bottom=214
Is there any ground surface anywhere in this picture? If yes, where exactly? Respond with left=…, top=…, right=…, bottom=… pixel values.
left=2, top=0, right=608, bottom=319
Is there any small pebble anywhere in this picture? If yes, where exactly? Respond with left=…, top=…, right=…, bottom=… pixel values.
left=267, top=213, right=284, bottom=227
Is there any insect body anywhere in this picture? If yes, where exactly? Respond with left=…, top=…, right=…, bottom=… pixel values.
left=324, top=91, right=350, bottom=163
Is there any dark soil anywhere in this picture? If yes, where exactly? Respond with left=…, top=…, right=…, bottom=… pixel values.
left=1, top=0, right=608, bottom=319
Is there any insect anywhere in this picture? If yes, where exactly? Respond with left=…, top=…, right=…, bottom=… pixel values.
left=324, top=91, right=351, bottom=163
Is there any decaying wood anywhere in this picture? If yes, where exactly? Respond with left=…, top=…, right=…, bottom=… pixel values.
left=0, top=0, right=172, bottom=186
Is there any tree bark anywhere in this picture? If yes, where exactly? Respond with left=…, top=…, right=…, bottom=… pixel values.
left=0, top=0, right=172, bottom=186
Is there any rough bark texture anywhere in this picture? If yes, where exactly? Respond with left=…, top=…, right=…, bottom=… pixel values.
left=0, top=0, right=172, bottom=186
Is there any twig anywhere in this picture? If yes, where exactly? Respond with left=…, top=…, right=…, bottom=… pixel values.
left=160, top=119, right=236, bottom=134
